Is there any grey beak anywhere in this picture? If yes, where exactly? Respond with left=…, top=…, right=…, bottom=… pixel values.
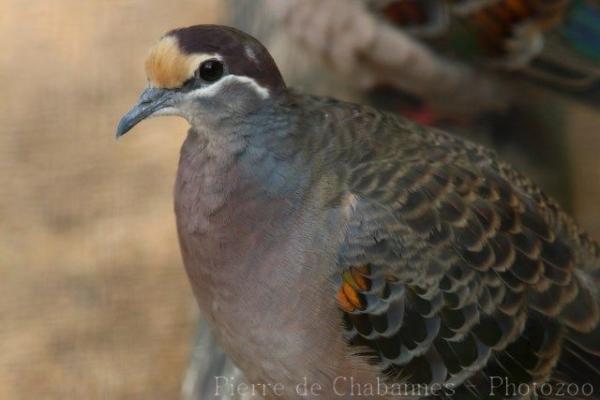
left=116, top=87, right=173, bottom=138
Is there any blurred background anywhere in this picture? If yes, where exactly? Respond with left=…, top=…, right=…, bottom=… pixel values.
left=1, top=1, right=598, bottom=399
left=1, top=1, right=222, bottom=399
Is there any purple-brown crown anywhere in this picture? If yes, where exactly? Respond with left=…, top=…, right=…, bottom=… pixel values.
left=144, top=25, right=285, bottom=92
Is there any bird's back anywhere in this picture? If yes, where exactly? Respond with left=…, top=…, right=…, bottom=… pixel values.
left=284, top=91, right=600, bottom=398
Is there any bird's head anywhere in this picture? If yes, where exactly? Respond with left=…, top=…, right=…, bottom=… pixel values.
left=116, top=25, right=285, bottom=137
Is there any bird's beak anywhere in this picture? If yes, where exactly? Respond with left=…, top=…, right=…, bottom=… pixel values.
left=116, top=87, right=175, bottom=138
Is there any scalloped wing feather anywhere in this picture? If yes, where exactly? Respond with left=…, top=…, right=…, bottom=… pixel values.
left=333, top=117, right=600, bottom=397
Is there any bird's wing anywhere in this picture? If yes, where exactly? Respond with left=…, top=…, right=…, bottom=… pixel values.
left=334, top=138, right=600, bottom=396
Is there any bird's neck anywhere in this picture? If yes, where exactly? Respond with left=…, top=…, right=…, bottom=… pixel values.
left=173, top=121, right=308, bottom=287
left=175, top=107, right=302, bottom=216
left=175, top=127, right=265, bottom=225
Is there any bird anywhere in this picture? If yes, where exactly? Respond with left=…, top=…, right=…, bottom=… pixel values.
left=117, top=25, right=600, bottom=399
left=371, top=0, right=600, bottom=96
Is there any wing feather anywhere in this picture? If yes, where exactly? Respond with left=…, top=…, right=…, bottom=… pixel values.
left=335, top=141, right=600, bottom=397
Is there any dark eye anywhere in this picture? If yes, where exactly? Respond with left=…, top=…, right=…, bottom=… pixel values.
left=197, top=59, right=224, bottom=82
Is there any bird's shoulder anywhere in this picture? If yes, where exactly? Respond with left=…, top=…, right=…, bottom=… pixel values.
left=279, top=90, right=599, bottom=264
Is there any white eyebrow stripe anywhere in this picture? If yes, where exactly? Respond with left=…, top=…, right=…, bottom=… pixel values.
left=185, top=75, right=270, bottom=99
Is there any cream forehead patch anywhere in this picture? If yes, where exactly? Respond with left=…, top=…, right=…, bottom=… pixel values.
left=144, top=36, right=218, bottom=89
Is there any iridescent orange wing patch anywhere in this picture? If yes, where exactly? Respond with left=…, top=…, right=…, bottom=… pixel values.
left=336, top=265, right=370, bottom=312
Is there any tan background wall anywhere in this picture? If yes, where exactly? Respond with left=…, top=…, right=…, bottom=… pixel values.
left=1, top=1, right=223, bottom=399
left=1, top=1, right=598, bottom=399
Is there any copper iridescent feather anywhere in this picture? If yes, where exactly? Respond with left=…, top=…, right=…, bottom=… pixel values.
left=285, top=94, right=600, bottom=397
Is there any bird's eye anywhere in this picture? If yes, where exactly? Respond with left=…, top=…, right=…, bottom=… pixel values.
left=197, top=59, right=224, bottom=82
